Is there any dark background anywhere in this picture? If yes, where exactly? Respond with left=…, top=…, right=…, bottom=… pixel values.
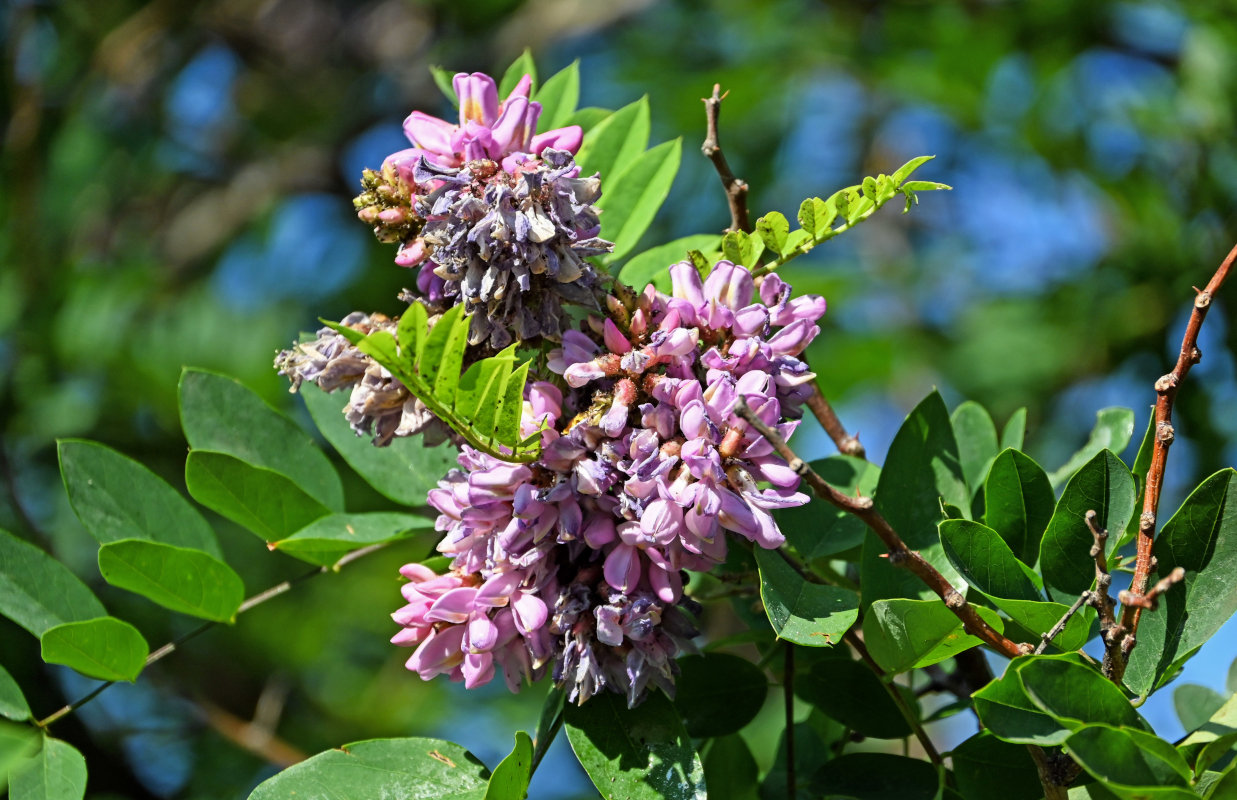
left=3, top=1, right=1236, bottom=796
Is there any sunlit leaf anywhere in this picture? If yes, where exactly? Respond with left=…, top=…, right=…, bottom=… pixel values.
left=617, top=234, right=721, bottom=293
left=498, top=48, right=537, bottom=98
left=8, top=737, right=87, bottom=800
left=185, top=451, right=331, bottom=542
left=40, top=616, right=148, bottom=682
left=756, top=547, right=858, bottom=646
left=484, top=731, right=532, bottom=800
left=575, top=96, right=650, bottom=184
left=863, top=598, right=1003, bottom=673
left=272, top=512, right=432, bottom=566
left=0, top=528, right=104, bottom=637
left=597, top=138, right=682, bottom=262
left=97, top=539, right=243, bottom=621
left=534, top=61, right=580, bottom=131
left=983, top=448, right=1054, bottom=564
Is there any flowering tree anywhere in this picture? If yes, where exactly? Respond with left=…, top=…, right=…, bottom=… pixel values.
left=4, top=54, right=1237, bottom=800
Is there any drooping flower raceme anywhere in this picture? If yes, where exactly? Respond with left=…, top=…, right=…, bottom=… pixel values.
left=389, top=260, right=827, bottom=706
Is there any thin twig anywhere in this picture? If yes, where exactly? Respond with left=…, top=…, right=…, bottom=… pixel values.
left=36, top=543, right=389, bottom=729
left=701, top=84, right=751, bottom=234
left=1114, top=242, right=1236, bottom=678
left=733, top=398, right=1028, bottom=659
left=1119, top=567, right=1186, bottom=610
left=844, top=630, right=942, bottom=766
left=806, top=384, right=865, bottom=458
left=1035, top=592, right=1091, bottom=655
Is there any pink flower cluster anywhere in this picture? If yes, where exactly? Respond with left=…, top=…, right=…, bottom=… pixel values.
left=391, top=260, right=826, bottom=705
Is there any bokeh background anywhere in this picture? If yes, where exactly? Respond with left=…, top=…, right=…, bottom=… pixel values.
left=3, top=0, right=1237, bottom=797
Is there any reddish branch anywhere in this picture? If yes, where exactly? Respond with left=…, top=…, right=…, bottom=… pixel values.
left=1113, top=242, right=1237, bottom=678
left=806, top=384, right=866, bottom=458
left=733, top=398, right=1028, bottom=659
left=701, top=84, right=751, bottom=234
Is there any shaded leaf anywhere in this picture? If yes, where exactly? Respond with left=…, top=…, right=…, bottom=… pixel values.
left=179, top=368, right=343, bottom=510
left=1174, top=684, right=1226, bottom=735
left=248, top=737, right=490, bottom=800
left=755, top=547, right=858, bottom=646
left=777, top=455, right=878, bottom=560
left=1064, top=724, right=1191, bottom=792
left=58, top=439, right=221, bottom=557
left=702, top=735, right=758, bottom=800
left=1048, top=408, right=1136, bottom=489
left=760, top=721, right=828, bottom=800
left=0, top=527, right=104, bottom=637
left=951, top=401, right=999, bottom=494
left=98, top=539, right=243, bottom=621
left=1018, top=656, right=1147, bottom=732
left=186, top=451, right=331, bottom=542
left=40, top=616, right=148, bottom=682
left=272, top=512, right=432, bottom=566
left=984, top=448, right=1055, bottom=564
left=564, top=691, right=705, bottom=800
left=1001, top=407, right=1028, bottom=452
left=1125, top=469, right=1237, bottom=695
left=814, top=753, right=939, bottom=800
left=9, top=737, right=87, bottom=800
left=300, top=381, right=457, bottom=507
left=948, top=731, right=1043, bottom=800
left=1040, top=450, right=1135, bottom=600
left=862, top=597, right=1003, bottom=673
left=992, top=597, right=1095, bottom=652
left=672, top=653, right=767, bottom=737
left=973, top=659, right=1071, bottom=745
left=598, top=138, right=682, bottom=262
left=795, top=658, right=913, bottom=739
left=485, top=731, right=532, bottom=800
left=618, top=234, right=720, bottom=293
left=863, top=391, right=969, bottom=607
left=1178, top=692, right=1237, bottom=775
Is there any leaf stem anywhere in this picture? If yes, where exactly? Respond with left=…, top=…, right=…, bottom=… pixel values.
left=784, top=641, right=796, bottom=800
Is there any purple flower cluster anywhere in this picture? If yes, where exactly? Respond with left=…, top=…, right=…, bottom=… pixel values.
left=404, top=150, right=612, bottom=348
left=391, top=260, right=826, bottom=705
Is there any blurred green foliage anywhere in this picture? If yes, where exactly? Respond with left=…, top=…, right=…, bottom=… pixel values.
left=3, top=0, right=1237, bottom=796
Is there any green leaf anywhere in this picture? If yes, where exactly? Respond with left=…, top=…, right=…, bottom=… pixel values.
left=949, top=731, right=1044, bottom=800
left=325, top=311, right=540, bottom=462
left=185, top=451, right=331, bottom=542
left=778, top=455, right=879, bottom=560
left=248, top=737, right=491, bottom=800
left=1018, top=656, right=1147, bottom=732
left=485, top=731, right=532, bottom=800
left=300, top=381, right=457, bottom=506
left=702, top=735, right=759, bottom=800
left=179, top=369, right=344, bottom=511
left=992, top=597, right=1095, bottom=652
left=498, top=48, right=537, bottom=99
left=0, top=527, right=104, bottom=637
left=272, top=512, right=432, bottom=566
left=531, top=686, right=564, bottom=778
left=1001, top=408, right=1028, bottom=452
left=563, top=107, right=612, bottom=134
left=672, top=653, right=767, bottom=737
left=9, top=737, right=87, bottom=800
left=564, top=691, right=705, bottom=800
left=575, top=97, right=650, bottom=183
left=617, top=234, right=720, bottom=293
left=58, top=439, right=221, bottom=557
left=597, top=138, right=682, bottom=262
left=533, top=61, right=579, bottom=131
left=890, top=155, right=935, bottom=186
left=98, top=539, right=243, bottom=621
left=755, top=212, right=790, bottom=254
left=0, top=665, right=29, bottom=721
left=1175, top=684, right=1226, bottom=734
left=973, top=660, right=1071, bottom=745
left=1126, top=469, right=1237, bottom=695
left=1040, top=450, right=1136, bottom=600
left=755, top=547, right=858, bottom=646
left=796, top=196, right=835, bottom=237
left=1064, top=724, right=1191, bottom=791
left=984, top=449, right=1055, bottom=564
left=815, top=753, right=940, bottom=800
left=863, top=391, right=969, bottom=608
left=952, top=401, right=999, bottom=494
left=429, top=65, right=457, bottom=105
left=795, top=657, right=913, bottom=739
left=1048, top=408, right=1136, bottom=489
left=760, top=721, right=828, bottom=800
left=940, top=519, right=1041, bottom=601
left=720, top=230, right=764, bottom=269
left=40, top=616, right=148, bottom=682
left=0, top=721, right=40, bottom=790
left=862, top=598, right=1003, bottom=673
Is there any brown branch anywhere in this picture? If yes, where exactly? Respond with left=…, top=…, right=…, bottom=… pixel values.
left=1081, top=510, right=1127, bottom=678
left=701, top=84, right=751, bottom=234
left=1114, top=242, right=1237, bottom=678
left=733, top=398, right=1028, bottom=659
left=1119, top=567, right=1185, bottom=610
left=806, top=384, right=866, bottom=458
